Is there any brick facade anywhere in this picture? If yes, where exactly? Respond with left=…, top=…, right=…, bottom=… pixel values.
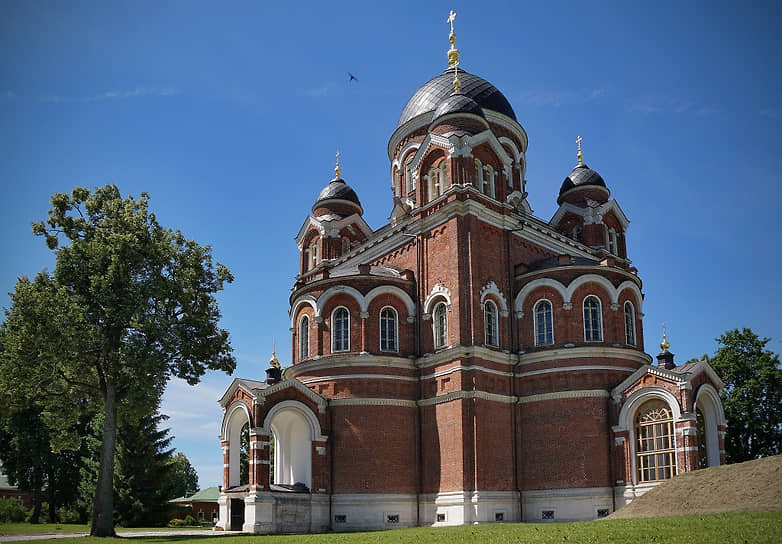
left=215, top=43, right=726, bottom=533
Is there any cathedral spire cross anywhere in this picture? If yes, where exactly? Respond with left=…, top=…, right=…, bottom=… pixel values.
left=269, top=339, right=280, bottom=369
left=576, top=135, right=584, bottom=165
left=446, top=10, right=461, bottom=93
left=335, top=151, right=342, bottom=179
left=660, top=323, right=670, bottom=352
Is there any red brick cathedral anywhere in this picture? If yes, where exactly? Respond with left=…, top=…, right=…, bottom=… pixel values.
left=216, top=15, right=726, bottom=533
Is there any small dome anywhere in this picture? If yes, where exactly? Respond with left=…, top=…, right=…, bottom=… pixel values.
left=559, top=164, right=607, bottom=197
left=312, top=178, right=363, bottom=216
left=432, top=92, right=485, bottom=121
left=398, top=67, right=516, bottom=127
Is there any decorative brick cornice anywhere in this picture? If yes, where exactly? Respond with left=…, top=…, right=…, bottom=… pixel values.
left=518, top=346, right=651, bottom=366
left=517, top=389, right=609, bottom=404
left=329, top=398, right=418, bottom=408
left=418, top=390, right=515, bottom=407
left=253, top=378, right=327, bottom=414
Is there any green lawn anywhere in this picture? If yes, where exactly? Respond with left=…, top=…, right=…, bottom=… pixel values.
left=0, top=523, right=88, bottom=536
left=2, top=512, right=780, bottom=543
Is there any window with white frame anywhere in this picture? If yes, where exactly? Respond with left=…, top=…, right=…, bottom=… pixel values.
left=308, top=240, right=319, bottom=270
left=484, top=164, right=495, bottom=198
left=439, top=161, right=449, bottom=192
left=484, top=300, right=498, bottom=347
left=534, top=299, right=554, bottom=346
left=607, top=227, right=618, bottom=254
left=331, top=307, right=350, bottom=352
left=380, top=306, right=398, bottom=352
left=433, top=302, right=448, bottom=349
left=624, top=301, right=636, bottom=346
left=635, top=400, right=676, bottom=483
left=341, top=237, right=351, bottom=256
left=475, top=159, right=483, bottom=189
left=299, top=315, right=310, bottom=360
left=583, top=295, right=603, bottom=342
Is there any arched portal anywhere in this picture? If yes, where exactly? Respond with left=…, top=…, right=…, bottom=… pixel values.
left=265, top=401, right=320, bottom=489
left=223, top=401, right=252, bottom=488
left=694, top=384, right=725, bottom=468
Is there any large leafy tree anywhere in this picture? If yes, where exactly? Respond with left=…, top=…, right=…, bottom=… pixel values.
left=709, top=328, right=782, bottom=463
left=167, top=452, right=199, bottom=499
left=0, top=186, right=236, bottom=536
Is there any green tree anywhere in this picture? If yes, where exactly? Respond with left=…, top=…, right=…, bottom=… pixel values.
left=0, top=185, right=236, bottom=536
left=709, top=328, right=782, bottom=463
left=167, top=452, right=199, bottom=499
left=114, top=412, right=175, bottom=527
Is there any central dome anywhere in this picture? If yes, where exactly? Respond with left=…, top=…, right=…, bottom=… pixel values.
left=397, top=67, right=516, bottom=127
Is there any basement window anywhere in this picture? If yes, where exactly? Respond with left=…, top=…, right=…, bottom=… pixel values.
left=494, top=512, right=504, bottom=522
left=597, top=508, right=610, bottom=518
left=541, top=510, right=555, bottom=520
left=386, top=514, right=400, bottom=524
left=436, top=513, right=446, bottom=522
left=334, top=514, right=346, bottom=523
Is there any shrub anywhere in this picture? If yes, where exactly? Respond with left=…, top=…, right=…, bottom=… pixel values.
left=0, top=498, right=28, bottom=523
left=168, top=518, right=186, bottom=527
left=57, top=506, right=83, bottom=524
left=183, top=514, right=197, bottom=526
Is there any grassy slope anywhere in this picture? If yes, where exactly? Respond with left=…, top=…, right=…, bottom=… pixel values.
left=611, top=455, right=782, bottom=519
left=2, top=513, right=781, bottom=544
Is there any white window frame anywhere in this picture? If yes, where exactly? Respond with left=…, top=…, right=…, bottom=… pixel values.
left=433, top=302, right=448, bottom=350
left=533, top=299, right=554, bottom=346
left=379, top=306, right=399, bottom=352
left=624, top=301, right=636, bottom=346
left=299, top=315, right=310, bottom=360
left=583, top=295, right=603, bottom=342
left=484, top=300, right=499, bottom=347
left=331, top=306, right=350, bottom=352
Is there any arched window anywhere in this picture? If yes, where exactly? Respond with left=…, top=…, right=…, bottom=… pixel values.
left=635, top=400, right=676, bottom=483
left=624, top=301, right=636, bottom=346
left=299, top=315, right=309, bottom=360
left=534, top=299, right=554, bottom=346
left=331, top=307, right=349, bottom=352
left=380, top=306, right=398, bottom=352
left=439, top=161, right=449, bottom=193
left=433, top=302, right=448, bottom=349
left=583, top=295, right=603, bottom=342
left=484, top=300, right=498, bottom=347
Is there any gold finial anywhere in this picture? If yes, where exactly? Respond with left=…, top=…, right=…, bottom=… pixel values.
left=576, top=135, right=584, bottom=165
left=660, top=323, right=670, bottom=352
left=446, top=10, right=461, bottom=93
left=269, top=339, right=280, bottom=369
left=334, top=151, right=341, bottom=179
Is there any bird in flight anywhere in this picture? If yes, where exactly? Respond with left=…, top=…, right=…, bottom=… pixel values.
left=348, top=72, right=358, bottom=82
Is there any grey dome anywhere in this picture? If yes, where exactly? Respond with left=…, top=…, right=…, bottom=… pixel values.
left=559, top=164, right=607, bottom=196
left=398, top=68, right=516, bottom=126
left=313, top=178, right=362, bottom=212
left=433, top=92, right=485, bottom=121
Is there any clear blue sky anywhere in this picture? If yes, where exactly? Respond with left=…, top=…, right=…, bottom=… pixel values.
left=2, top=1, right=780, bottom=488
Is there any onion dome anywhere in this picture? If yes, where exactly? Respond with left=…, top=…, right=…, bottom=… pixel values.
left=398, top=68, right=515, bottom=127
left=557, top=138, right=610, bottom=205
left=433, top=92, right=485, bottom=121
left=312, top=155, right=363, bottom=217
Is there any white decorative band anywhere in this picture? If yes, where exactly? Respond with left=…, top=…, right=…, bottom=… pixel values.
left=516, top=365, right=637, bottom=378
left=418, top=390, right=515, bottom=407
left=300, top=373, right=418, bottom=384
left=420, top=364, right=513, bottom=381
left=329, top=398, right=418, bottom=408
left=517, top=389, right=609, bottom=404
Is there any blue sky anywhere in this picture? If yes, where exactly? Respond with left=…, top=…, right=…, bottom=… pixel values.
left=2, top=1, right=780, bottom=488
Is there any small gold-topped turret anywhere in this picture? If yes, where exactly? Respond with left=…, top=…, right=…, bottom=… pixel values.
left=660, top=323, right=670, bottom=352
left=576, top=135, right=584, bottom=165
left=446, top=10, right=461, bottom=92
left=269, top=339, right=280, bottom=369
left=334, top=151, right=342, bottom=179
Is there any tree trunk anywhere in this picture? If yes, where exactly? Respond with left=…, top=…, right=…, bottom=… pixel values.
left=30, top=472, right=42, bottom=524
left=90, top=381, right=117, bottom=537
left=47, top=469, right=56, bottom=523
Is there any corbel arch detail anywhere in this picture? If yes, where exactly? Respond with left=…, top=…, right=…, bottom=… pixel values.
left=479, top=281, right=509, bottom=316
left=514, top=278, right=567, bottom=314
left=565, top=274, right=617, bottom=305
left=289, top=295, right=318, bottom=328
left=616, top=280, right=644, bottom=313
left=315, top=285, right=364, bottom=318
left=220, top=399, right=253, bottom=441
left=261, top=399, right=326, bottom=442
left=364, top=285, right=416, bottom=317
left=616, top=386, right=682, bottom=431
left=423, top=284, right=452, bottom=314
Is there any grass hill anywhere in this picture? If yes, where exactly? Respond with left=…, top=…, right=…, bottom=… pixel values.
left=610, top=455, right=782, bottom=519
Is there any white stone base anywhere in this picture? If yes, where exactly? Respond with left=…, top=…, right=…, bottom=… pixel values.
left=522, top=487, right=614, bottom=522
left=331, top=493, right=418, bottom=531
left=420, top=490, right=521, bottom=526
left=613, top=482, right=660, bottom=510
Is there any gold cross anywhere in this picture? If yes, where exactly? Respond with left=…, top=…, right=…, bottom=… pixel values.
left=576, top=135, right=583, bottom=165
left=447, top=10, right=457, bottom=33
left=335, top=150, right=341, bottom=178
